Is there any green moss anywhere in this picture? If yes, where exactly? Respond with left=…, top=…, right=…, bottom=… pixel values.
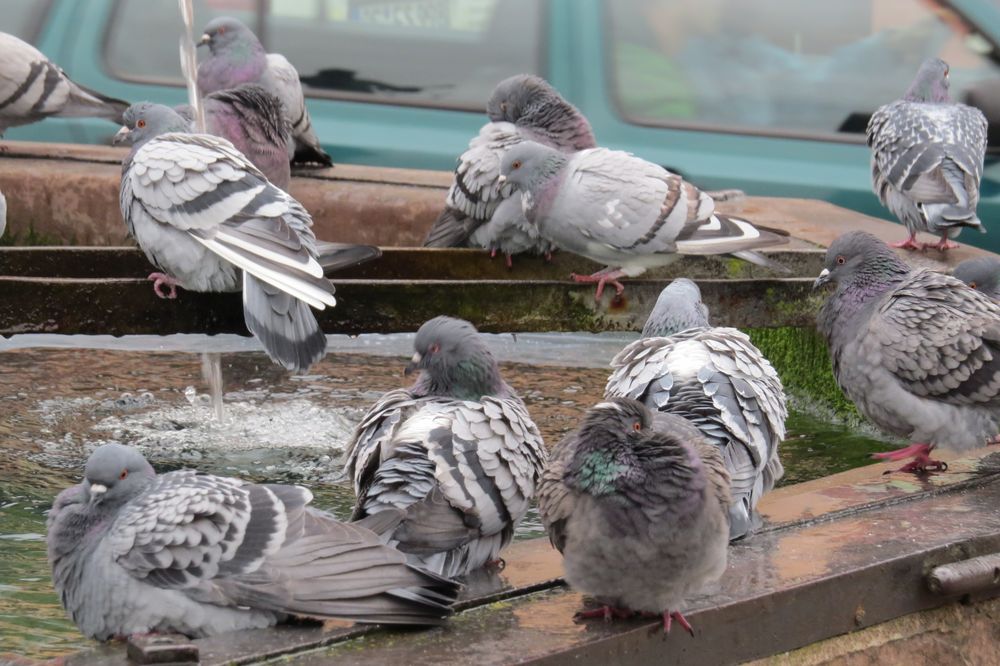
left=747, top=326, right=861, bottom=424
left=0, top=225, right=70, bottom=246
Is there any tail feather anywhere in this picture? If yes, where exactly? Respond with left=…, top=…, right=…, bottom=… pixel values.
left=423, top=207, right=480, bottom=247
left=315, top=242, right=382, bottom=271
left=730, top=250, right=792, bottom=274
left=242, top=273, right=327, bottom=372
left=676, top=214, right=789, bottom=255
left=61, top=82, right=130, bottom=123
left=292, top=134, right=333, bottom=167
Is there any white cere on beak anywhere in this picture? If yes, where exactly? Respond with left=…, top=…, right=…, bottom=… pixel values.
left=411, top=352, right=422, bottom=364
left=198, top=33, right=211, bottom=45
left=497, top=174, right=507, bottom=184
left=818, top=268, right=830, bottom=279
left=89, top=483, right=108, bottom=497
left=112, top=126, right=130, bottom=145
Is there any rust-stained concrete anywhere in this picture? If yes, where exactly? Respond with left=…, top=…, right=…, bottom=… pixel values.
left=0, top=142, right=995, bottom=270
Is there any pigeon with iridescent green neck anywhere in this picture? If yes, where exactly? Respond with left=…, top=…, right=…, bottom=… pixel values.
left=815, top=231, right=1000, bottom=473
left=47, top=443, right=459, bottom=641
left=867, top=58, right=988, bottom=251
left=538, top=398, right=730, bottom=634
left=345, top=316, right=547, bottom=578
left=953, top=256, right=1000, bottom=301
left=606, top=278, right=786, bottom=540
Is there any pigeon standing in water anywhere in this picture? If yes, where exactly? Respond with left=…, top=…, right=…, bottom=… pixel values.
left=538, top=399, right=730, bottom=633
left=176, top=83, right=291, bottom=190
left=815, top=231, right=1000, bottom=472
left=47, top=443, right=459, bottom=641
left=867, top=58, right=988, bottom=251
left=115, top=102, right=378, bottom=372
left=605, top=279, right=786, bottom=540
left=498, top=141, right=788, bottom=300
left=953, top=256, right=1000, bottom=301
left=0, top=31, right=129, bottom=135
left=423, top=74, right=596, bottom=263
left=197, top=17, right=332, bottom=167
left=345, top=316, right=547, bottom=578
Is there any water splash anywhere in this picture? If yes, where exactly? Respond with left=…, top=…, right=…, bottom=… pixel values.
left=200, top=352, right=224, bottom=422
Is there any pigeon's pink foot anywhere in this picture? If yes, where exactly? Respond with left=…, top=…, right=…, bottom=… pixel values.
left=489, top=248, right=498, bottom=259
left=571, top=270, right=627, bottom=301
left=543, top=250, right=554, bottom=262
left=889, top=235, right=921, bottom=251
left=573, top=605, right=635, bottom=623
left=922, top=237, right=960, bottom=251
left=505, top=253, right=513, bottom=270
left=987, top=434, right=1000, bottom=446
left=662, top=610, right=694, bottom=636
left=147, top=273, right=180, bottom=300
left=484, top=557, right=506, bottom=572
left=872, top=443, right=947, bottom=474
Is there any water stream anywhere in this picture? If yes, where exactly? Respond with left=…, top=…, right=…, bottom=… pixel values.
left=0, top=331, right=893, bottom=660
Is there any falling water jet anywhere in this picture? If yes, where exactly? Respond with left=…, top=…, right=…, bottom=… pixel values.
left=201, top=352, right=224, bottom=422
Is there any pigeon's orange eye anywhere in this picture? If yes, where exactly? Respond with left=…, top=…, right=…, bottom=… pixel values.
left=119, top=469, right=128, bottom=480
left=136, top=119, right=146, bottom=129
left=500, top=102, right=507, bottom=112
left=836, top=256, right=846, bottom=265
left=218, top=26, right=226, bottom=35
left=511, top=160, right=522, bottom=170
left=633, top=422, right=642, bottom=432
left=429, top=343, right=440, bottom=354
left=969, top=281, right=978, bottom=289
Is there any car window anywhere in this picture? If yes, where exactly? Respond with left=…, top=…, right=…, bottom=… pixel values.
left=105, top=0, right=541, bottom=110
left=606, top=0, right=1000, bottom=139
left=7, top=0, right=51, bottom=42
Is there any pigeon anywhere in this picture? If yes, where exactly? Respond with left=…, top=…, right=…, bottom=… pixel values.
left=814, top=231, right=1000, bottom=473
left=867, top=58, right=988, bottom=251
left=953, top=256, right=1000, bottom=301
left=605, top=278, right=786, bottom=540
left=344, top=316, right=547, bottom=578
left=47, top=443, right=459, bottom=641
left=423, top=74, right=596, bottom=263
left=197, top=17, right=332, bottom=167
left=497, top=141, right=789, bottom=300
left=115, top=102, right=379, bottom=372
left=176, top=83, right=291, bottom=190
left=537, top=398, right=730, bottom=633
left=0, top=31, right=129, bottom=135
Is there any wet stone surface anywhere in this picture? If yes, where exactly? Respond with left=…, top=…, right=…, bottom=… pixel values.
left=0, top=335, right=891, bottom=660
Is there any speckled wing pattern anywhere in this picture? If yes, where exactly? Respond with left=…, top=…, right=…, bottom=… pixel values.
left=605, top=328, right=786, bottom=537
left=120, top=131, right=333, bottom=309
left=107, top=471, right=296, bottom=589
left=261, top=53, right=330, bottom=166
left=866, top=269, right=1000, bottom=405
left=345, top=388, right=547, bottom=576
left=867, top=100, right=987, bottom=218
left=535, top=434, right=576, bottom=553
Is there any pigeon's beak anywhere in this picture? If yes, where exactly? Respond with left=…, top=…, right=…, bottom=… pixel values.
left=497, top=174, right=507, bottom=185
left=813, top=268, right=832, bottom=290
left=88, top=483, right=108, bottom=504
left=404, top=351, right=422, bottom=376
left=112, top=125, right=130, bottom=145
left=198, top=33, right=211, bottom=47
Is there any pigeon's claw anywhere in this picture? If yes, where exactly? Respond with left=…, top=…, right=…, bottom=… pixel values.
left=571, top=270, right=628, bottom=301
left=922, top=236, right=960, bottom=251
left=889, top=235, right=921, bottom=251
left=873, top=443, right=947, bottom=474
left=147, top=272, right=180, bottom=300
left=573, top=605, right=635, bottom=623
left=663, top=610, right=694, bottom=636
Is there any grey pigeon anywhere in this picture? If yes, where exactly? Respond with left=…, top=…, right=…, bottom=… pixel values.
left=867, top=58, right=988, bottom=251
left=197, top=17, right=332, bottom=167
left=498, top=141, right=789, bottom=300
left=424, top=74, right=595, bottom=263
left=605, top=279, right=786, bottom=540
left=0, top=31, right=129, bottom=135
left=115, top=102, right=378, bottom=372
left=47, top=443, right=459, bottom=641
left=953, top=256, right=1000, bottom=301
left=177, top=83, right=291, bottom=190
left=537, top=398, right=730, bottom=633
left=345, top=316, right=547, bottom=578
left=815, top=231, right=1000, bottom=473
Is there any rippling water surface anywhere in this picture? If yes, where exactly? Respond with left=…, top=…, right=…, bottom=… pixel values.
left=0, top=332, right=890, bottom=660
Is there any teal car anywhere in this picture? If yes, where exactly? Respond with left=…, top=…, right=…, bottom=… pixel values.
left=8, top=0, right=1000, bottom=252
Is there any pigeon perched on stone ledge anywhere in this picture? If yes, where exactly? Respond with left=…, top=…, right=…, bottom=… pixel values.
left=867, top=58, right=988, bottom=251
left=0, top=31, right=129, bottom=135
left=424, top=74, right=595, bottom=263
left=815, top=231, right=1000, bottom=473
left=606, top=278, right=786, bottom=540
left=47, top=443, right=460, bottom=641
left=953, top=256, right=1000, bottom=301
left=115, top=102, right=378, bottom=372
left=345, top=316, right=547, bottom=578
left=538, top=398, right=730, bottom=634
left=498, top=141, right=789, bottom=300
left=197, top=17, right=332, bottom=167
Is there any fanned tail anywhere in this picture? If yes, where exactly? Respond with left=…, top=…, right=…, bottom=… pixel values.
left=242, top=273, right=327, bottom=372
